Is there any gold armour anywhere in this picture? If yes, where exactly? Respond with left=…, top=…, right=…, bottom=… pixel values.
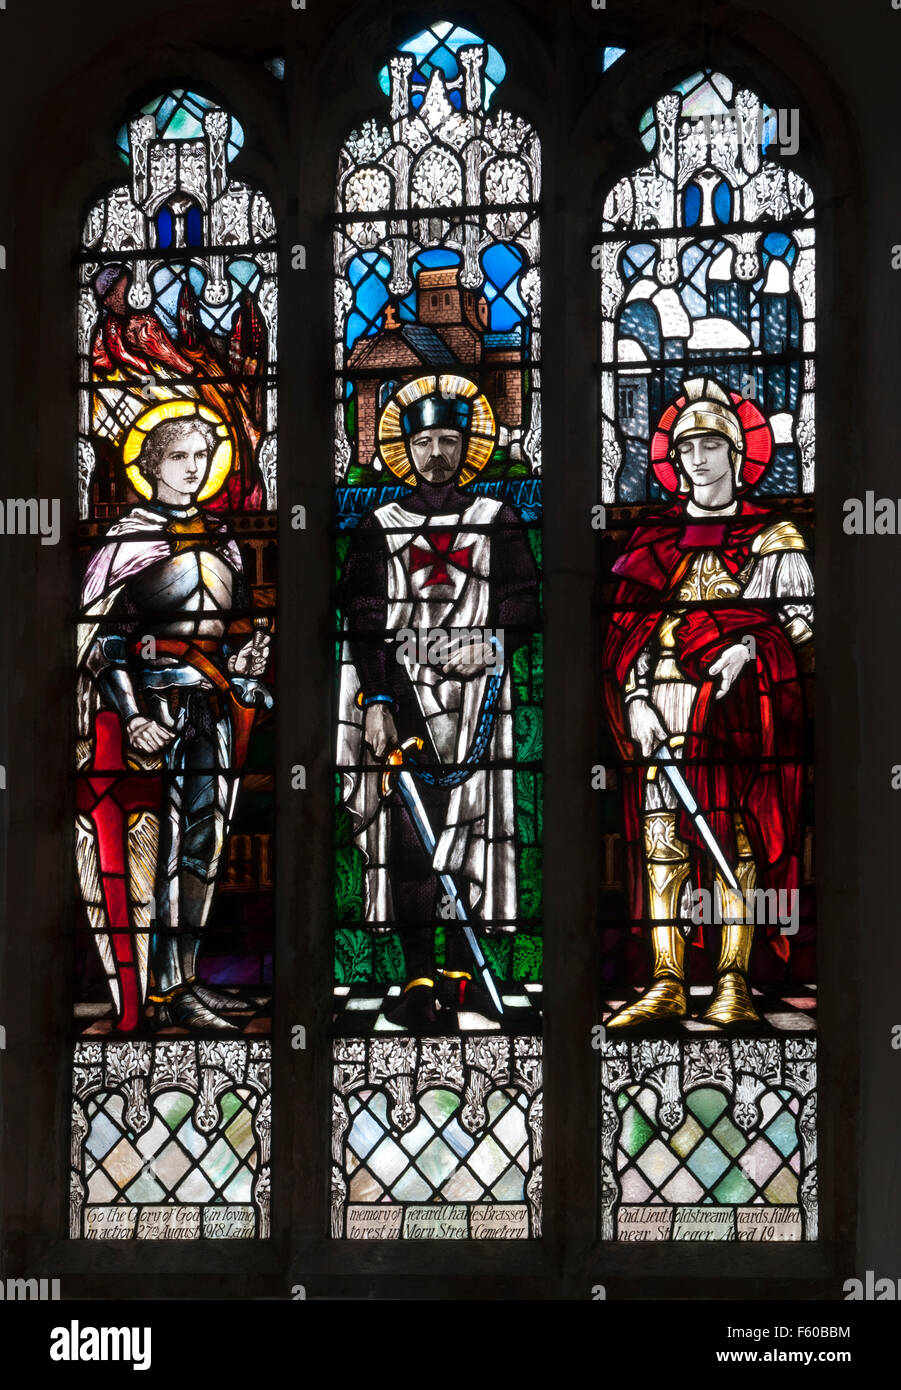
left=677, top=551, right=742, bottom=603
left=607, top=813, right=764, bottom=1029
left=606, top=813, right=691, bottom=1028
left=752, top=519, right=806, bottom=555
left=651, top=553, right=742, bottom=683
left=703, top=815, right=762, bottom=1025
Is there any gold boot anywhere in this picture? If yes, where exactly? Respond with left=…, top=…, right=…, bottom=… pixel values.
left=605, top=926, right=687, bottom=1027
left=703, top=818, right=761, bottom=1025
left=607, top=813, right=690, bottom=1029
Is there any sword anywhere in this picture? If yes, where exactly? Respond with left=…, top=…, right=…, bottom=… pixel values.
left=653, top=739, right=742, bottom=895
left=382, top=739, right=504, bottom=1016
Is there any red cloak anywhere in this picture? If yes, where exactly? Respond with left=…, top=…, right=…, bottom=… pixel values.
left=602, top=501, right=805, bottom=960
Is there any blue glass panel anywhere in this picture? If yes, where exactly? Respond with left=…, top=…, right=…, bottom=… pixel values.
left=349, top=251, right=391, bottom=286
left=229, top=259, right=259, bottom=287
left=762, top=231, right=797, bottom=267
left=619, top=302, right=661, bottom=358
left=356, top=273, right=389, bottom=320
left=763, top=299, right=789, bottom=356
left=156, top=93, right=178, bottom=129
left=763, top=231, right=791, bottom=258
left=150, top=264, right=181, bottom=333
left=622, top=244, right=655, bottom=279
left=681, top=244, right=706, bottom=277
left=482, top=242, right=526, bottom=330
left=415, top=248, right=461, bottom=269
left=186, top=204, right=203, bottom=246
left=346, top=311, right=368, bottom=346
left=756, top=444, right=799, bottom=496
left=713, top=180, right=732, bottom=224
left=156, top=207, right=173, bottom=249
left=428, top=44, right=459, bottom=80
left=683, top=183, right=702, bottom=227
left=681, top=285, right=707, bottom=317
left=181, top=91, right=209, bottom=118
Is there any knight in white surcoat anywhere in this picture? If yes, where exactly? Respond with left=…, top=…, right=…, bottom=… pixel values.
left=337, top=376, right=539, bottom=1030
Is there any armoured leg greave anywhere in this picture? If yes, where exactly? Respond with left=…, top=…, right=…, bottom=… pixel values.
left=606, top=812, right=691, bottom=1029
left=702, top=816, right=761, bottom=1025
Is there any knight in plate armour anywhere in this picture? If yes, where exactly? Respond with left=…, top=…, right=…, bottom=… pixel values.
left=76, top=408, right=272, bottom=1032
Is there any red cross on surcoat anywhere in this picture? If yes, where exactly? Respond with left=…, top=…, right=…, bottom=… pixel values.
left=409, top=530, right=473, bottom=588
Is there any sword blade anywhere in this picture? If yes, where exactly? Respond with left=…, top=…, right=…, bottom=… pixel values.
left=654, top=745, right=742, bottom=895
left=394, top=770, right=504, bottom=1015
left=397, top=770, right=437, bottom=854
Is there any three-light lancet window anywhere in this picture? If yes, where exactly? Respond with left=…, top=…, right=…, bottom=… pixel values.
left=66, top=51, right=818, bottom=1248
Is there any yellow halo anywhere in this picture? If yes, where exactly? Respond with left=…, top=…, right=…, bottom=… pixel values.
left=122, top=401, right=234, bottom=502
left=377, top=373, right=497, bottom=486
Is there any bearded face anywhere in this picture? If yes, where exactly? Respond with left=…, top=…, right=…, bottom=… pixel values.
left=409, top=426, right=464, bottom=484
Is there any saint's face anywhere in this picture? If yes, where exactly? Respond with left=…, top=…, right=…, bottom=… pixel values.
left=153, top=430, right=210, bottom=501
left=676, top=432, right=733, bottom=493
left=409, top=426, right=464, bottom=484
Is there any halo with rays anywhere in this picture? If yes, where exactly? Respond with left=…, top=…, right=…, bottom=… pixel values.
left=377, top=374, right=496, bottom=486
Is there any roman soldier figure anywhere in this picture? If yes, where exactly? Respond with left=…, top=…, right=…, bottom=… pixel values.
left=602, top=378, right=813, bottom=1029
left=337, top=374, right=539, bottom=1031
left=76, top=405, right=272, bottom=1032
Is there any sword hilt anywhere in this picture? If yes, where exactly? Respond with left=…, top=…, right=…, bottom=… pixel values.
left=647, top=733, right=684, bottom=782
left=380, top=737, right=423, bottom=798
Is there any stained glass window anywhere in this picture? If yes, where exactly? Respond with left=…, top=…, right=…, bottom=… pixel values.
left=331, top=24, right=543, bottom=1239
left=597, top=72, right=817, bottom=1242
left=71, top=89, right=276, bottom=1239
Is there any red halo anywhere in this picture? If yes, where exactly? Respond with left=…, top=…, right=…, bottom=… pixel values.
left=649, top=389, right=774, bottom=494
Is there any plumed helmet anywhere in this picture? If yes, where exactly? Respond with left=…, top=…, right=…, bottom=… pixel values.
left=670, top=377, right=744, bottom=456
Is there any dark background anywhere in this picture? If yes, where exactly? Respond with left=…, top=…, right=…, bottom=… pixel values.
left=0, top=0, right=883, bottom=1300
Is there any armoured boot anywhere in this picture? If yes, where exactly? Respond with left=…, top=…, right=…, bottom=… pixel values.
left=189, top=979, right=254, bottom=1015
left=180, top=936, right=254, bottom=1014
left=437, top=924, right=502, bottom=1021
left=384, top=978, right=440, bottom=1031
left=606, top=812, right=691, bottom=1029
left=148, top=982, right=239, bottom=1033
left=149, top=931, right=240, bottom=1031
left=703, top=819, right=761, bottom=1025
left=436, top=968, right=502, bottom=1021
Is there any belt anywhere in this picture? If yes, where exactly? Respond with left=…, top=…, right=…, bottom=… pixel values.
left=128, top=638, right=256, bottom=766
